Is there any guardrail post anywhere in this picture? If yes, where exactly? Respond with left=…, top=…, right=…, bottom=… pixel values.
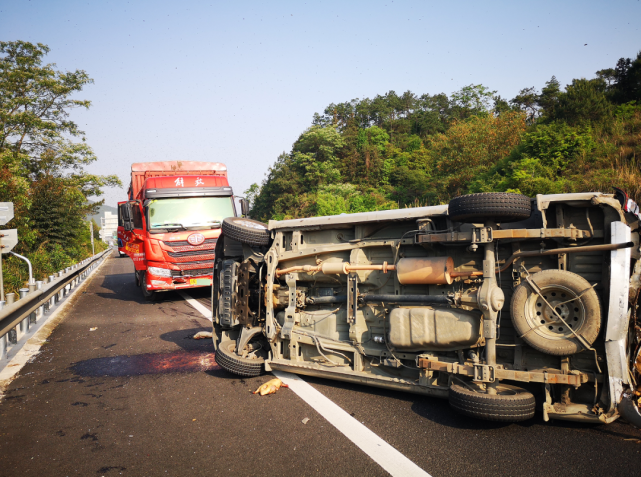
left=48, top=275, right=56, bottom=308
left=19, top=288, right=29, bottom=335
left=0, top=301, right=5, bottom=360
left=66, top=268, right=72, bottom=293
left=35, top=280, right=44, bottom=321
left=28, top=282, right=37, bottom=324
left=57, top=272, right=64, bottom=301
left=5, top=293, right=17, bottom=344
left=0, top=332, right=6, bottom=360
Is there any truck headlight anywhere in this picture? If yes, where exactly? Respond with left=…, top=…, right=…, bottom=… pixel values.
left=148, top=266, right=172, bottom=278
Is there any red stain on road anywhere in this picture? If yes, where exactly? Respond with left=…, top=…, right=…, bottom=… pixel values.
left=71, top=350, right=219, bottom=377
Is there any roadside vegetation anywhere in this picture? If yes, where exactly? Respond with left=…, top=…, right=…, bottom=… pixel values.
left=248, top=51, right=641, bottom=221
left=0, top=41, right=120, bottom=295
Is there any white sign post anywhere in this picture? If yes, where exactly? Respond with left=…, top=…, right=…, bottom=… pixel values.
left=0, top=202, right=16, bottom=303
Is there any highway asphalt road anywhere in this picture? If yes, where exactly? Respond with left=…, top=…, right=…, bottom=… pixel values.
left=1, top=251, right=640, bottom=476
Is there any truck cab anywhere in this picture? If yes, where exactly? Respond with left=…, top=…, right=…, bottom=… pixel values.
left=118, top=161, right=238, bottom=300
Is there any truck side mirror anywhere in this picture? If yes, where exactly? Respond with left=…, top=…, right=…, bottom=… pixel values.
left=240, top=198, right=250, bottom=217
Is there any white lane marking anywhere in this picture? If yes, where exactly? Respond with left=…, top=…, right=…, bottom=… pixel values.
left=182, top=294, right=431, bottom=477
left=178, top=291, right=212, bottom=321
left=273, top=370, right=431, bottom=477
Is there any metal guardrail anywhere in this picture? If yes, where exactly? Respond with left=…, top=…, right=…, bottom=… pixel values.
left=0, top=248, right=112, bottom=360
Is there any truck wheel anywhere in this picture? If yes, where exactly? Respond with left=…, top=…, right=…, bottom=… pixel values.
left=215, top=340, right=264, bottom=377
left=140, top=272, right=159, bottom=302
left=448, top=192, right=531, bottom=223
left=510, top=270, right=601, bottom=356
left=449, top=383, right=535, bottom=422
left=222, top=217, right=271, bottom=247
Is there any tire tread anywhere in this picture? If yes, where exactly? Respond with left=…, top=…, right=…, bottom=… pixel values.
left=222, top=218, right=270, bottom=247
left=449, top=384, right=535, bottom=422
left=215, top=340, right=264, bottom=377
left=449, top=193, right=531, bottom=223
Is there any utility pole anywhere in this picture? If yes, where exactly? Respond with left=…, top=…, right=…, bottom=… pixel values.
left=90, top=220, right=95, bottom=255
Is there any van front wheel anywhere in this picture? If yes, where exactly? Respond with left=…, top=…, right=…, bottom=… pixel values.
left=215, top=340, right=264, bottom=377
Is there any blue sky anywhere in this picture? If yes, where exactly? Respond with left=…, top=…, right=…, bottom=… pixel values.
left=2, top=0, right=640, bottom=207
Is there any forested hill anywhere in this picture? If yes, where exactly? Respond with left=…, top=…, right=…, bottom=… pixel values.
left=248, top=51, right=641, bottom=222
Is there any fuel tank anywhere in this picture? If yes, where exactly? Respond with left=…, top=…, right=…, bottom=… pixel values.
left=388, top=306, right=482, bottom=351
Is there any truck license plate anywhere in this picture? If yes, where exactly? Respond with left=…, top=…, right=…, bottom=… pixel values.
left=189, top=278, right=211, bottom=286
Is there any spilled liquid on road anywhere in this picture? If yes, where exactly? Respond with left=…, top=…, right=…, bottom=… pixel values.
left=71, top=350, right=219, bottom=377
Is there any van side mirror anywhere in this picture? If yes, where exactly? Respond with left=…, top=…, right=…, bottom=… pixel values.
left=240, top=198, right=250, bottom=217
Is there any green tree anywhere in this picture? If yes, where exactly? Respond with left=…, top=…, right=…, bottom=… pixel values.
left=554, top=78, right=612, bottom=125
left=0, top=41, right=120, bottom=210
left=610, top=52, right=641, bottom=104
left=537, top=76, right=561, bottom=119
left=510, top=87, right=539, bottom=123
left=449, top=84, right=497, bottom=120
left=469, top=122, right=596, bottom=196
left=426, top=111, right=527, bottom=201
left=0, top=41, right=119, bottom=291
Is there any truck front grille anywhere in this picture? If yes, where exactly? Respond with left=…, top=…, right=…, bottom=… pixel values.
left=167, top=249, right=216, bottom=258
left=165, top=238, right=217, bottom=248
left=162, top=239, right=217, bottom=263
left=171, top=266, right=214, bottom=277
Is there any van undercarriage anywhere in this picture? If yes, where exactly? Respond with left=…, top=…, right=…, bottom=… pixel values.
left=211, top=192, right=641, bottom=425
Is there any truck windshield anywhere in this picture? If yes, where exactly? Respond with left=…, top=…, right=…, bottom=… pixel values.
left=147, top=197, right=235, bottom=232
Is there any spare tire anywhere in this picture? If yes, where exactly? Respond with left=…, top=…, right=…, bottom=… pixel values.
left=222, top=217, right=271, bottom=247
left=510, top=269, right=601, bottom=356
left=449, top=383, right=535, bottom=422
left=448, top=192, right=531, bottom=223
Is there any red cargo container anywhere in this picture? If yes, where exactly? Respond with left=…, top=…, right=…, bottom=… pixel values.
left=117, top=161, right=240, bottom=300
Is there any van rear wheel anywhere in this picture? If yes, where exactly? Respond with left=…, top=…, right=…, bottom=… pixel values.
left=448, top=192, right=531, bottom=223
left=449, top=383, right=535, bottom=422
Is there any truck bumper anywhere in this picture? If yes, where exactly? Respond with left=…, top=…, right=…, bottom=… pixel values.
left=147, top=277, right=212, bottom=291
left=146, top=274, right=212, bottom=291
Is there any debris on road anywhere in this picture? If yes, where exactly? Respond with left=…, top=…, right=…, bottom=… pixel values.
left=302, top=417, right=309, bottom=424
left=89, top=327, right=97, bottom=331
left=253, top=378, right=288, bottom=396
left=192, top=331, right=212, bottom=339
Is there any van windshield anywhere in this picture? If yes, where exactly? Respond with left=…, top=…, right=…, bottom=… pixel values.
left=147, top=197, right=235, bottom=232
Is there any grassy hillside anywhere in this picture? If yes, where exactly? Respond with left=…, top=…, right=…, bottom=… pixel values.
left=248, top=51, right=641, bottom=221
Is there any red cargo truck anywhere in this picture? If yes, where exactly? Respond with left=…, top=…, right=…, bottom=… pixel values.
left=117, top=161, right=246, bottom=300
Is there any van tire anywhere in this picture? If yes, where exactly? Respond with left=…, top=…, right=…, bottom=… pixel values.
left=215, top=340, right=264, bottom=377
left=448, top=193, right=532, bottom=223
left=222, top=217, right=271, bottom=247
left=449, top=383, right=535, bottom=422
